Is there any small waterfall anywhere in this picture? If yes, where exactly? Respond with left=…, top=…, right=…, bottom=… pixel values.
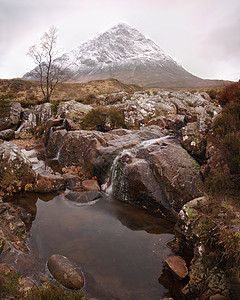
left=139, top=135, right=170, bottom=147
left=101, top=135, right=170, bottom=197
left=101, top=149, right=135, bottom=195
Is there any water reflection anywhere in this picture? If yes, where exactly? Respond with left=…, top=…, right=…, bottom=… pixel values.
left=10, top=192, right=175, bottom=300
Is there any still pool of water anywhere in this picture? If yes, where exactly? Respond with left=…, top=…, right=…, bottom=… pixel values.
left=9, top=192, right=175, bottom=300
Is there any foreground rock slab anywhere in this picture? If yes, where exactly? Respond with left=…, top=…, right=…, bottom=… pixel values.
left=47, top=254, right=84, bottom=290
left=164, top=255, right=188, bottom=280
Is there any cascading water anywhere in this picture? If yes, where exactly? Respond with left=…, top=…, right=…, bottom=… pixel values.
left=101, top=149, right=136, bottom=196
left=101, top=135, right=171, bottom=197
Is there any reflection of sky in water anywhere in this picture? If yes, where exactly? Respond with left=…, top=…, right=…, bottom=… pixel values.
left=14, top=193, right=175, bottom=300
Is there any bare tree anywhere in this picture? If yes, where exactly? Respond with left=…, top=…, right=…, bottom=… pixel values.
left=28, top=26, right=68, bottom=102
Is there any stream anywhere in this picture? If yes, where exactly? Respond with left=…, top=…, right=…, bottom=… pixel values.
left=5, top=190, right=176, bottom=300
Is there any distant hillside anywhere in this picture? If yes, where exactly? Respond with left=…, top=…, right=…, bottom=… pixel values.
left=0, top=78, right=141, bottom=105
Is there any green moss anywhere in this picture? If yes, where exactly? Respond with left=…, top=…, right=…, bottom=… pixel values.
left=184, top=204, right=198, bottom=220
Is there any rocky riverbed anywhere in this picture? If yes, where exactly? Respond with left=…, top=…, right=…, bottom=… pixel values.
left=0, top=89, right=238, bottom=299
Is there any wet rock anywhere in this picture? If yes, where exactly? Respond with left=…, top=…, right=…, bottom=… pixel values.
left=65, top=191, right=101, bottom=203
left=45, top=129, right=68, bottom=158
left=56, top=100, right=92, bottom=119
left=33, top=171, right=66, bottom=193
left=112, top=137, right=202, bottom=221
left=164, top=255, right=188, bottom=280
left=43, top=118, right=65, bottom=146
left=0, top=128, right=15, bottom=140
left=47, top=254, right=84, bottom=289
left=63, top=174, right=82, bottom=189
left=46, top=126, right=202, bottom=220
left=0, top=142, right=36, bottom=195
left=82, top=179, right=100, bottom=191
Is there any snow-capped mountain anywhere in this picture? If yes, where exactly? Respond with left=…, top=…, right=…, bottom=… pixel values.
left=24, top=23, right=205, bottom=87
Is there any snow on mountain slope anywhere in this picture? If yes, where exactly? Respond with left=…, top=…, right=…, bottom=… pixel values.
left=24, top=23, right=205, bottom=87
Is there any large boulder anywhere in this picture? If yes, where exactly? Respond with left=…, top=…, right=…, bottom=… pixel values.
left=110, top=137, right=202, bottom=221
left=47, top=254, right=84, bottom=290
left=0, top=142, right=36, bottom=195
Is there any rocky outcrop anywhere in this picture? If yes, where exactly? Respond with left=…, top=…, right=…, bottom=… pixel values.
left=45, top=126, right=201, bottom=221
left=0, top=142, right=36, bottom=195
left=47, top=254, right=84, bottom=290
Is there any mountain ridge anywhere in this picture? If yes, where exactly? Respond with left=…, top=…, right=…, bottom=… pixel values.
left=23, top=23, right=219, bottom=88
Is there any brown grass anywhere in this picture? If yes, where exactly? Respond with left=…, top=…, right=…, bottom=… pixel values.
left=0, top=78, right=141, bottom=106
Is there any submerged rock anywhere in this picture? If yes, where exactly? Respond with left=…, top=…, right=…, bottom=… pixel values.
left=47, top=254, right=84, bottom=290
left=65, top=190, right=101, bottom=204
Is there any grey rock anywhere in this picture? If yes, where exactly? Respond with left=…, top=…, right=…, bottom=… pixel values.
left=0, top=129, right=15, bottom=140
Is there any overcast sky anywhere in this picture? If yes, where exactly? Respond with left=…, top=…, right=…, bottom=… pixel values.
left=1, top=0, right=240, bottom=81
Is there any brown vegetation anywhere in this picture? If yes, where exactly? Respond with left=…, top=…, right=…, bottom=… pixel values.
left=207, top=81, right=240, bottom=196
left=0, top=78, right=141, bottom=106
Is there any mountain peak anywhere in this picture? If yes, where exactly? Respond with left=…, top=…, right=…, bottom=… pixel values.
left=24, top=23, right=204, bottom=88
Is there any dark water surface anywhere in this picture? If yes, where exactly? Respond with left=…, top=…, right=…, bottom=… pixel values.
left=10, top=192, right=175, bottom=300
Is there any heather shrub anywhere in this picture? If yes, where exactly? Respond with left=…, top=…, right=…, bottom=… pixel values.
left=81, top=107, right=125, bottom=131
left=218, top=81, right=240, bottom=106
left=207, top=85, right=240, bottom=196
